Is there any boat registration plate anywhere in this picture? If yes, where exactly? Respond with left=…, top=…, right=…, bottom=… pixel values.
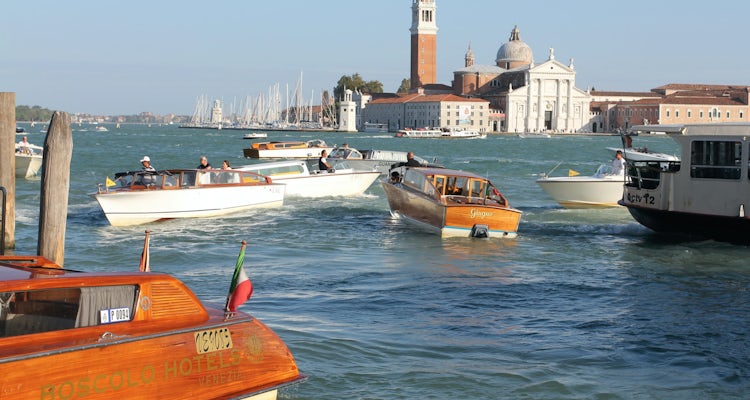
left=100, top=307, right=131, bottom=324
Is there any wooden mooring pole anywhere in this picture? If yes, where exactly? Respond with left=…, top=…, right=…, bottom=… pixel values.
left=37, top=111, right=72, bottom=265
left=0, top=92, right=16, bottom=251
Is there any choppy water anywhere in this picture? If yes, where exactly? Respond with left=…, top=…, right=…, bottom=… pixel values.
left=10, top=124, right=750, bottom=399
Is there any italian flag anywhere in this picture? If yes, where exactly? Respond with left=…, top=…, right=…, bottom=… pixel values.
left=226, top=241, right=254, bottom=313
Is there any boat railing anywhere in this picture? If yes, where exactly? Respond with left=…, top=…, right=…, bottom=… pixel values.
left=625, top=161, right=680, bottom=190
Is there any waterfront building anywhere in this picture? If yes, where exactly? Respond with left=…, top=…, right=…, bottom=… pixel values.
left=362, top=92, right=489, bottom=132
left=590, top=84, right=750, bottom=131
left=453, top=26, right=591, bottom=133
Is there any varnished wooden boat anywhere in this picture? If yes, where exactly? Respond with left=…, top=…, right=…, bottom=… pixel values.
left=381, top=166, right=522, bottom=238
left=242, top=139, right=334, bottom=159
left=0, top=255, right=305, bottom=399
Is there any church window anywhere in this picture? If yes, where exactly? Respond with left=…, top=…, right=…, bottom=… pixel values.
left=727, top=111, right=731, bottom=118
left=700, top=110, right=704, bottom=118
left=741, top=111, right=744, bottom=119
left=675, top=110, right=679, bottom=118
left=687, top=110, right=692, bottom=118
left=666, top=110, right=670, bottom=117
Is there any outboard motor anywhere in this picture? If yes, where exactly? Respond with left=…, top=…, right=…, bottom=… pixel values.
left=470, top=224, right=489, bottom=238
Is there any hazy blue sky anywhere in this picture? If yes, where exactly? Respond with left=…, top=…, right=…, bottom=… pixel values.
left=4, top=0, right=749, bottom=116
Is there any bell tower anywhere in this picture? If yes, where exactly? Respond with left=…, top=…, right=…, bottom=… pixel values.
left=410, top=0, right=437, bottom=90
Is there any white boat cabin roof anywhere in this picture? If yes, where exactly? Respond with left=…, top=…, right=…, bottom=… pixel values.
left=631, top=123, right=750, bottom=136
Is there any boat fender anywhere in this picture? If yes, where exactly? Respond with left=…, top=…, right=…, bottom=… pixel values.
left=265, top=176, right=273, bottom=184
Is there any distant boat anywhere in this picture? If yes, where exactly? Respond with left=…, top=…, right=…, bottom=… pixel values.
left=395, top=127, right=485, bottom=139
left=242, top=139, right=334, bottom=159
left=243, top=132, right=268, bottom=139
left=15, top=141, right=43, bottom=179
left=15, top=127, right=24, bottom=133
left=362, top=122, right=388, bottom=133
left=95, top=126, right=109, bottom=132
left=91, top=169, right=285, bottom=226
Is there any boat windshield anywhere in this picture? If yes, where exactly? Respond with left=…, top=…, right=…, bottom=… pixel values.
left=0, top=285, right=137, bottom=337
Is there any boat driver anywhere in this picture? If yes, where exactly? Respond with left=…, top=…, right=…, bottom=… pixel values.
left=318, top=150, right=332, bottom=172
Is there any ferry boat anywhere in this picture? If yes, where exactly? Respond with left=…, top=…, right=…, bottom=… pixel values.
left=620, top=123, right=750, bottom=242
left=381, top=165, right=522, bottom=238
left=0, top=254, right=305, bottom=399
left=394, top=128, right=485, bottom=139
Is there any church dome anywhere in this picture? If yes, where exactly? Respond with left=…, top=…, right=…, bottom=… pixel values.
left=495, top=26, right=533, bottom=69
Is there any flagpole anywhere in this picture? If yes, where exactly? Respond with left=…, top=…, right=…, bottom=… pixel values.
left=139, top=230, right=151, bottom=272
left=225, top=240, right=248, bottom=314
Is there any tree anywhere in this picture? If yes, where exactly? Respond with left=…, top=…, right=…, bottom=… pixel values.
left=334, top=74, right=384, bottom=100
left=397, top=78, right=411, bottom=93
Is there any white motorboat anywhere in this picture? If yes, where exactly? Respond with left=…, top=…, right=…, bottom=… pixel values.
left=242, top=139, right=334, bottom=159
left=621, top=123, right=750, bottom=243
left=362, top=122, right=389, bottom=133
left=236, top=159, right=380, bottom=198
left=242, top=132, right=268, bottom=139
left=328, top=146, right=433, bottom=175
left=15, top=141, right=43, bottom=179
left=536, top=165, right=626, bottom=208
left=91, top=169, right=285, bottom=226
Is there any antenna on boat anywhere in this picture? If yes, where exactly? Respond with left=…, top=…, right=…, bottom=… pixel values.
left=543, top=161, right=564, bottom=177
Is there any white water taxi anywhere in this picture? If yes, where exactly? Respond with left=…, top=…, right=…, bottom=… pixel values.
left=15, top=141, right=43, bottom=179
left=91, top=169, right=285, bottom=226
left=236, top=160, right=380, bottom=198
left=536, top=165, right=626, bottom=208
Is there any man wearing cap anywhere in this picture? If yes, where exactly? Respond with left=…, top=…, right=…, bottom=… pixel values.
left=140, top=156, right=155, bottom=172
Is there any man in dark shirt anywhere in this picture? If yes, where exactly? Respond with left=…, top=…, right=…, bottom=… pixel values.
left=406, top=152, right=423, bottom=167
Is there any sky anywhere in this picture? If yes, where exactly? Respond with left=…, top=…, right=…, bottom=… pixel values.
left=4, top=0, right=750, bottom=116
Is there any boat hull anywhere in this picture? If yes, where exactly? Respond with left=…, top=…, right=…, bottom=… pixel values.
left=536, top=176, right=625, bottom=208
left=274, top=171, right=380, bottom=197
left=93, top=185, right=285, bottom=226
left=622, top=203, right=750, bottom=243
left=381, top=180, right=521, bottom=238
left=15, top=153, right=43, bottom=179
left=0, top=317, right=303, bottom=400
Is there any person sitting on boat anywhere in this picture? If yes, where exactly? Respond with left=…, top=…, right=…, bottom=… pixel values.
left=140, top=156, right=155, bottom=172
left=318, top=150, right=332, bottom=172
left=611, top=150, right=626, bottom=175
left=16, top=136, right=33, bottom=155
left=197, top=156, right=212, bottom=170
left=406, top=151, right=423, bottom=167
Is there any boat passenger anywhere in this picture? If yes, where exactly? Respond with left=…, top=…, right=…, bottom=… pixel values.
left=16, top=136, right=33, bottom=155
left=318, top=150, right=332, bottom=172
left=406, top=151, right=423, bottom=167
left=611, top=150, right=626, bottom=175
left=140, top=156, right=155, bottom=172
left=197, top=156, right=212, bottom=170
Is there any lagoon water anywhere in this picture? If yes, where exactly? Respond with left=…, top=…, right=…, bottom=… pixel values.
left=11, top=124, right=750, bottom=399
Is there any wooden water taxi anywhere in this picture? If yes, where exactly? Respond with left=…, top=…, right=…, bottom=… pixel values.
left=242, top=139, right=334, bottom=159
left=620, top=123, right=750, bottom=243
left=0, top=255, right=305, bottom=399
left=91, top=169, right=285, bottom=226
left=381, top=165, right=522, bottom=238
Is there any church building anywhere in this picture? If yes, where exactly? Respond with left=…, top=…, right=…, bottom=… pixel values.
left=453, top=26, right=592, bottom=133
